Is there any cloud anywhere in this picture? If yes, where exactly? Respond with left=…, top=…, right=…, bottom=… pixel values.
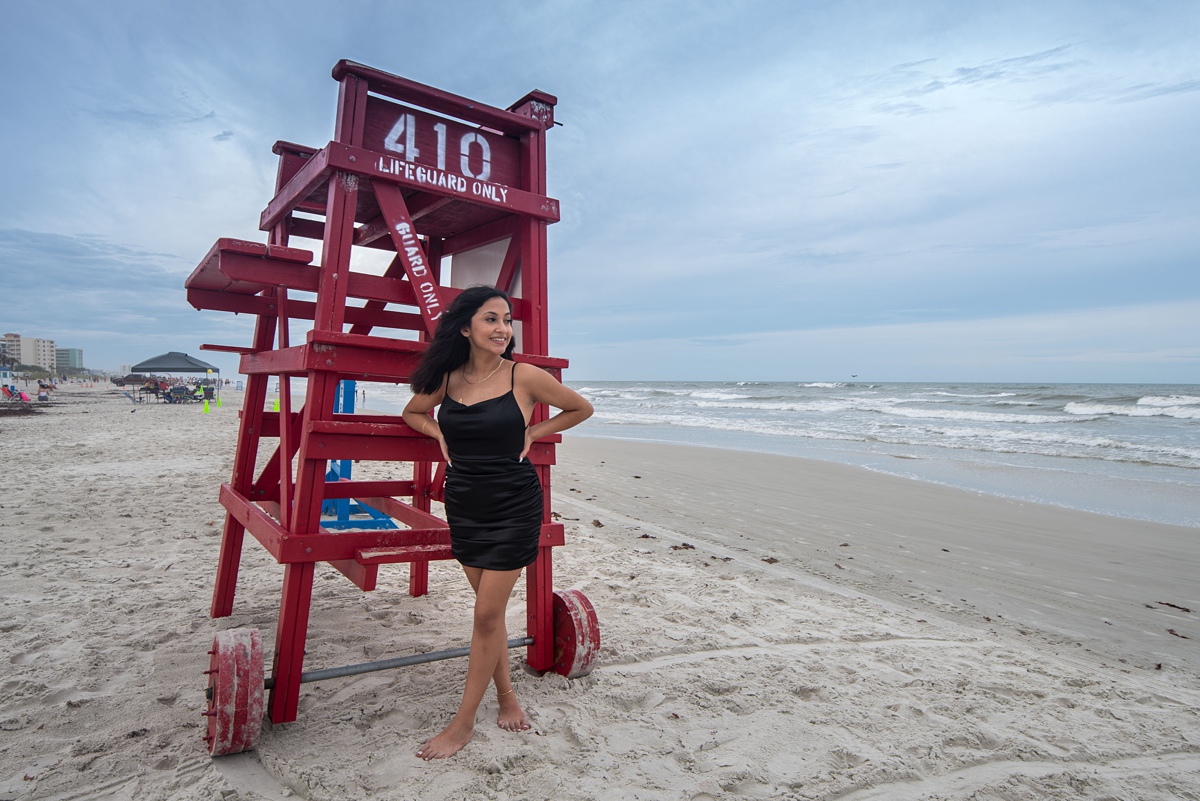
left=0, top=228, right=254, bottom=373
left=1, top=1, right=1197, bottom=384
left=1111, top=79, right=1200, bottom=104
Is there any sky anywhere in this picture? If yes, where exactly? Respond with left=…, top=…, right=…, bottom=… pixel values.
left=1, top=0, right=1197, bottom=383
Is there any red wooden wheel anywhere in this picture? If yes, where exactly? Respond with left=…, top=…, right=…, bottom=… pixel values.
left=551, top=589, right=600, bottom=678
left=204, top=629, right=265, bottom=756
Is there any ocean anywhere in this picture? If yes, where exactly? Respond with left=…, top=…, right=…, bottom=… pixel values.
left=281, top=379, right=1200, bottom=528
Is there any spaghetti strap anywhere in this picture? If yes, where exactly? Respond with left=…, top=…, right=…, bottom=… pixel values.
left=510, top=360, right=517, bottom=391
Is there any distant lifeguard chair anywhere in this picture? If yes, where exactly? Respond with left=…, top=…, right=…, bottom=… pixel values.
left=186, top=60, right=598, bottom=755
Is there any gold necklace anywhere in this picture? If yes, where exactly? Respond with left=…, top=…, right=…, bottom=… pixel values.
left=459, top=358, right=505, bottom=402
left=463, top=358, right=505, bottom=385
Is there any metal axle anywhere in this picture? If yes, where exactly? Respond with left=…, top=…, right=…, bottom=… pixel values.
left=261, top=636, right=534, bottom=690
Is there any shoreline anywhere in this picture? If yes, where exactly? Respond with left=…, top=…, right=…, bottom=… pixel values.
left=559, top=435, right=1200, bottom=675
left=571, top=429, right=1200, bottom=530
left=3, top=386, right=1198, bottom=799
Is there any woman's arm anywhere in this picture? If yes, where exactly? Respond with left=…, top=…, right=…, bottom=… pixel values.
left=518, top=364, right=594, bottom=458
left=402, top=384, right=451, bottom=463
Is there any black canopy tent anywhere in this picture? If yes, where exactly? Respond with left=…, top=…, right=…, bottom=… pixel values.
left=130, top=352, right=221, bottom=400
left=131, top=352, right=219, bottom=375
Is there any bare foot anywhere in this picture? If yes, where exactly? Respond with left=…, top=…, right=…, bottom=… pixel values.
left=497, top=693, right=531, bottom=732
left=416, top=721, right=474, bottom=760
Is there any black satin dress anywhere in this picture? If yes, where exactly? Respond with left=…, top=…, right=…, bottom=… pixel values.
left=437, top=363, right=543, bottom=570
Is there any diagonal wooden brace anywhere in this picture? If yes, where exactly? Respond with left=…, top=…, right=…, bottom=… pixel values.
left=373, top=181, right=445, bottom=336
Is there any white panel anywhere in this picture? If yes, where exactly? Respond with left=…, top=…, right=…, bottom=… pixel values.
left=449, top=238, right=510, bottom=289
left=448, top=237, right=522, bottom=351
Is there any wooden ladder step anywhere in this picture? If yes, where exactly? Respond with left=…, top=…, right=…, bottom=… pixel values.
left=356, top=544, right=454, bottom=565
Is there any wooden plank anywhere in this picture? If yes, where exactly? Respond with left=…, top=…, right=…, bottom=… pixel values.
left=271, top=145, right=326, bottom=216
left=189, top=289, right=421, bottom=332
left=216, top=252, right=425, bottom=311
left=272, top=140, right=319, bottom=187
left=355, top=544, right=454, bottom=565
left=495, top=235, right=521, bottom=294
left=508, top=90, right=558, bottom=128
left=234, top=333, right=563, bottom=380
left=313, top=172, right=358, bottom=331
left=211, top=289, right=275, bottom=618
left=309, top=418, right=419, bottom=438
left=185, top=238, right=313, bottom=292
left=373, top=182, right=445, bottom=333
left=525, top=548, right=554, bottom=671
left=268, top=522, right=561, bottom=564
left=277, top=527, right=449, bottom=563
left=329, top=144, right=560, bottom=223
left=348, top=254, right=407, bottom=336
left=520, top=129, right=550, bottom=357
left=321, top=480, right=415, bottom=499
left=276, top=290, right=294, bottom=530
left=187, top=288, right=270, bottom=314
left=332, top=60, right=544, bottom=136
left=303, top=343, right=424, bottom=382
left=304, top=432, right=444, bottom=462
left=218, top=483, right=286, bottom=561
left=240, top=346, right=308, bottom=377
left=218, top=251, right=315, bottom=292
left=264, top=139, right=560, bottom=230
left=360, top=96, right=521, bottom=188
left=353, top=495, right=446, bottom=529
left=328, top=559, right=378, bottom=591
left=285, top=216, right=330, bottom=243
left=292, top=371, right=341, bottom=536
left=270, top=562, right=314, bottom=723
left=309, top=416, right=560, bottom=447
left=304, top=430, right=557, bottom=465
left=353, top=215, right=391, bottom=248
left=260, top=147, right=331, bottom=232
left=334, top=73, right=369, bottom=147
left=308, top=328, right=428, bottom=354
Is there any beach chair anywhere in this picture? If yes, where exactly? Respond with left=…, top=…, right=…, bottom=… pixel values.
left=1, top=386, right=14, bottom=401
left=121, top=391, right=142, bottom=404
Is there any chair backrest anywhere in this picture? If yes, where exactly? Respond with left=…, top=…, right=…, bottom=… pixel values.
left=1, top=386, right=11, bottom=398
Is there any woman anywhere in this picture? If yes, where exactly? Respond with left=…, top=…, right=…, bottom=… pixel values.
left=402, top=285, right=593, bottom=760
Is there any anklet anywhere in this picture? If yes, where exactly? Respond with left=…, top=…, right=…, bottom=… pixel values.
left=497, top=689, right=514, bottom=697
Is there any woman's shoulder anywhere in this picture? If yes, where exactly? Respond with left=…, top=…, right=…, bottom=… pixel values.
left=513, top=359, right=557, bottom=392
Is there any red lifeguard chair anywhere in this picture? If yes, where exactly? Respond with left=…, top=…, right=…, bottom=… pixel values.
left=186, top=60, right=598, bottom=755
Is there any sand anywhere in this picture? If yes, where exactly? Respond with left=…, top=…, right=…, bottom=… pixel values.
left=1, top=386, right=1198, bottom=800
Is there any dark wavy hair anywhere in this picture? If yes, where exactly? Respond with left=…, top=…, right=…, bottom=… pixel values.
left=409, top=285, right=515, bottom=395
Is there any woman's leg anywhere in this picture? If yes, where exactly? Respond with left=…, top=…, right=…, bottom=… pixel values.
left=417, top=566, right=524, bottom=760
left=462, top=566, right=532, bottom=732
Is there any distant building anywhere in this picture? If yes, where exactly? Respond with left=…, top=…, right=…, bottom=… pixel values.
left=1, top=333, right=19, bottom=363
left=20, top=337, right=57, bottom=371
left=2, top=333, right=67, bottom=372
left=56, top=348, right=85, bottom=372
